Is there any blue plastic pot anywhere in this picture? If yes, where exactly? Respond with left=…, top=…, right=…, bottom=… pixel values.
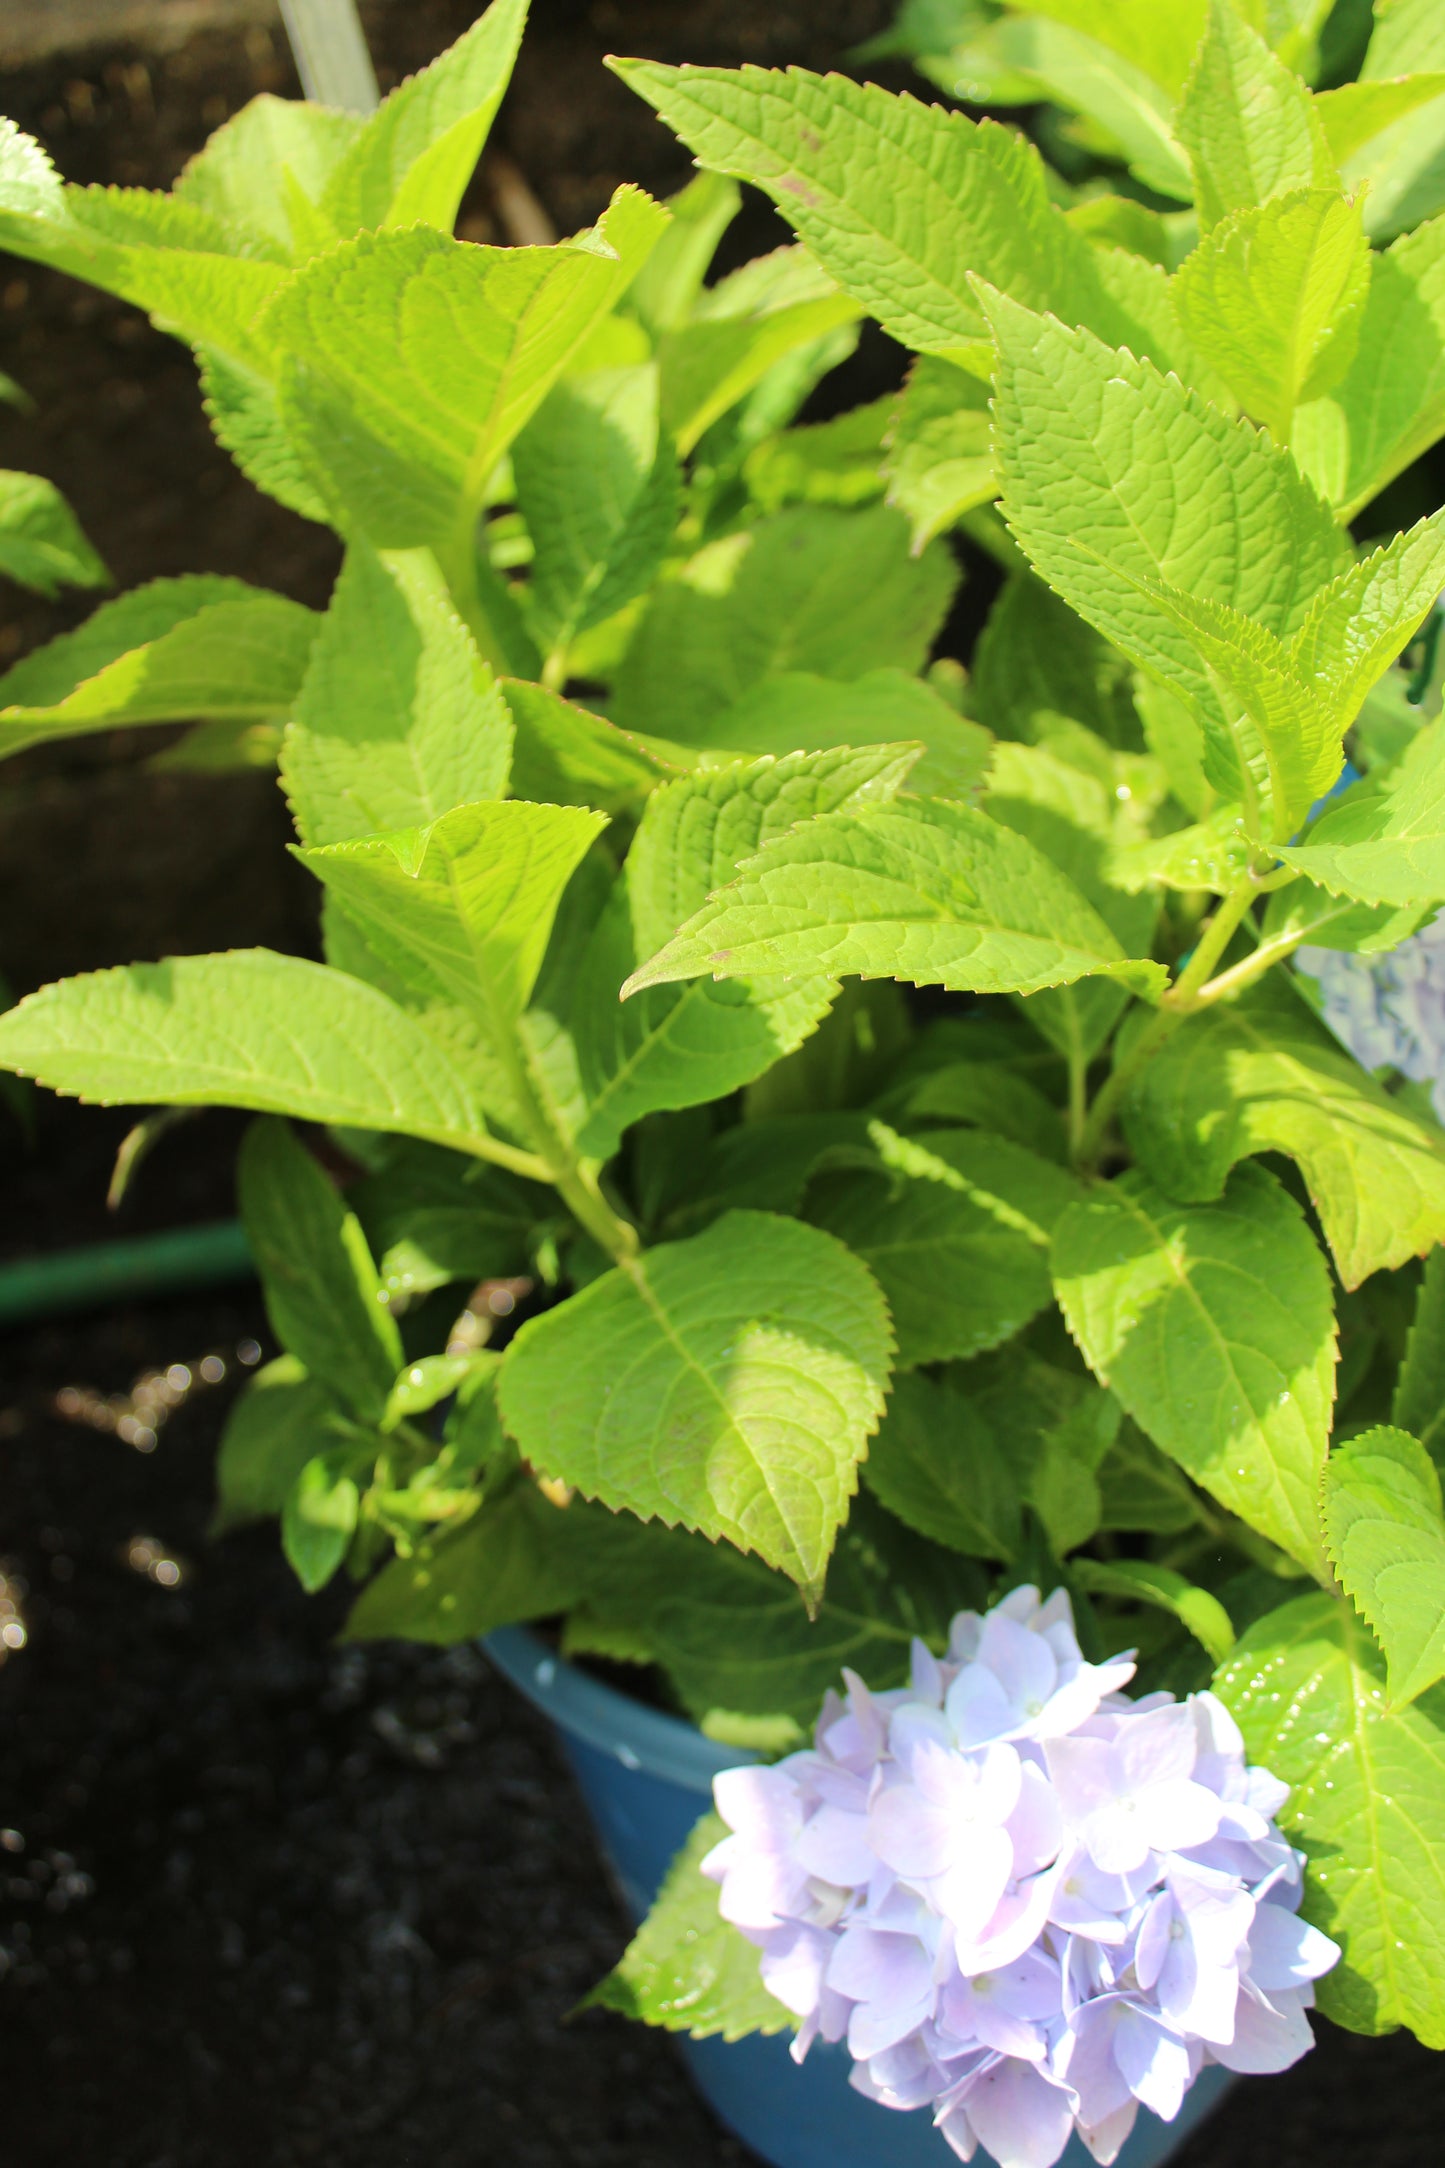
left=484, top=1626, right=1231, bottom=2168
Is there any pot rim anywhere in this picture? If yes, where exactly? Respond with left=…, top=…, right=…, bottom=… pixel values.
left=482, top=1624, right=759, bottom=1796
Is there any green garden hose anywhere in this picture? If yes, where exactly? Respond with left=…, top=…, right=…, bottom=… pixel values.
left=0, top=1221, right=254, bottom=1329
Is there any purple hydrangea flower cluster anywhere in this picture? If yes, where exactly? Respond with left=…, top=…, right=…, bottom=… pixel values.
left=703, top=1587, right=1338, bottom=2168
left=1297, top=912, right=1445, bottom=1118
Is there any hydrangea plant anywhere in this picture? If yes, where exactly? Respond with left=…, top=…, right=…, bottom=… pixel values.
left=2, top=0, right=1445, bottom=2145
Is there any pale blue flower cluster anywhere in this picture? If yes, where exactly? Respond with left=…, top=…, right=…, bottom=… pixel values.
left=703, top=1588, right=1338, bottom=2168
left=1297, top=911, right=1445, bottom=1118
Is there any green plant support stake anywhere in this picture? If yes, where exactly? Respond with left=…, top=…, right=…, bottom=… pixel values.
left=279, top=0, right=380, bottom=114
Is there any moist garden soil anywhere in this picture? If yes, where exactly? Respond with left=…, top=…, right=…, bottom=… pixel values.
left=3, top=3, right=1445, bottom=2162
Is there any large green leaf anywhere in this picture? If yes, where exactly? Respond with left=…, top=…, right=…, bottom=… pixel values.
left=237, top=1117, right=400, bottom=1423
left=171, top=94, right=361, bottom=258
left=501, top=678, right=682, bottom=815
left=1053, top=1161, right=1336, bottom=1574
left=805, top=1122, right=1079, bottom=1367
left=1324, top=1426, right=1445, bottom=1710
left=319, top=0, right=528, bottom=236
left=985, top=736, right=1160, bottom=1063
left=608, top=59, right=1192, bottom=372
left=700, top=669, right=993, bottom=804
left=268, top=188, right=668, bottom=548
left=0, top=575, right=317, bottom=760
left=0, top=123, right=286, bottom=371
left=497, top=1209, right=893, bottom=1595
left=1293, top=216, right=1445, bottom=519
left=513, top=362, right=679, bottom=660
left=609, top=505, right=957, bottom=743
left=976, top=13, right=1194, bottom=200
left=658, top=246, right=862, bottom=453
left=281, top=543, right=512, bottom=848
left=1122, top=981, right=1445, bottom=1287
left=573, top=748, right=913, bottom=1162
left=1010, top=0, right=1211, bottom=97
left=213, top=1354, right=334, bottom=1532
left=0, top=469, right=107, bottom=597
left=343, top=1478, right=582, bottom=1643
left=1172, top=187, right=1371, bottom=440
left=971, top=573, right=1143, bottom=751
left=0, top=951, right=504, bottom=1159
left=300, top=800, right=607, bottom=1078
left=984, top=290, right=1349, bottom=816
left=865, top=1365, right=1025, bottom=1562
left=1217, top=1592, right=1445, bottom=2046
left=553, top=1489, right=977, bottom=1727
left=882, top=355, right=996, bottom=550
left=589, top=1812, right=789, bottom=2039
left=1348, top=0, right=1445, bottom=240
left=1176, top=4, right=1337, bottom=231
left=1276, top=715, right=1445, bottom=904
left=625, top=796, right=1167, bottom=1006
left=1393, top=1248, right=1445, bottom=1475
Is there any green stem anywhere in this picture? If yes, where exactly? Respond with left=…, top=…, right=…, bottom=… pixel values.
left=1067, top=1042, right=1089, bottom=1160
left=1074, top=878, right=1259, bottom=1172
left=438, top=529, right=512, bottom=676
left=497, top=1031, right=639, bottom=1264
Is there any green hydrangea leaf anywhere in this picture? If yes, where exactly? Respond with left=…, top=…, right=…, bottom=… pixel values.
left=971, top=574, right=1144, bottom=752
left=805, top=1121, right=1080, bottom=1368
left=498, top=1209, right=894, bottom=1595
left=553, top=1489, right=979, bottom=1727
left=608, top=60, right=1193, bottom=371
left=0, top=950, right=503, bottom=1160
left=513, top=362, right=679, bottom=658
left=1071, top=1556, right=1236, bottom=1664
left=864, top=1365, right=1025, bottom=1561
left=699, top=669, right=992, bottom=804
left=982, top=14, right=1194, bottom=200
left=1172, top=187, right=1371, bottom=440
left=1176, top=3, right=1338, bottom=231
left=300, top=799, right=606, bottom=1068
left=319, top=0, right=528, bottom=236
left=574, top=747, right=914, bottom=1162
left=625, top=796, right=1167, bottom=1006
left=984, top=736, right=1160, bottom=1062
left=1216, top=1591, right=1445, bottom=2045
left=270, top=188, right=668, bottom=547
left=343, top=1478, right=582, bottom=1643
left=1052, top=1161, right=1336, bottom=1576
left=610, top=505, right=957, bottom=743
left=1122, top=980, right=1445, bottom=1287
left=238, top=1116, right=401, bottom=1424
left=883, top=356, right=995, bottom=550
left=0, top=469, right=107, bottom=597
left=0, top=129, right=286, bottom=370
left=0, top=574, right=317, bottom=761
left=658, top=246, right=862, bottom=453
left=983, top=290, right=1349, bottom=816
left=349, top=1136, right=545, bottom=1300
left=282, top=1453, right=361, bottom=1593
left=281, top=542, right=513, bottom=848
left=1293, top=216, right=1445, bottom=519
left=1323, top=1425, right=1445, bottom=1710
left=501, top=678, right=683, bottom=815
left=743, top=397, right=892, bottom=515
left=1110, top=806, right=1255, bottom=895
left=1393, top=1249, right=1445, bottom=1476
left=588, top=1812, right=790, bottom=2039
left=626, top=168, right=740, bottom=337
left=1276, top=713, right=1445, bottom=904
left=213, top=1353, right=334, bottom=1533
left=1348, top=0, right=1445, bottom=240
left=172, top=94, right=361, bottom=257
